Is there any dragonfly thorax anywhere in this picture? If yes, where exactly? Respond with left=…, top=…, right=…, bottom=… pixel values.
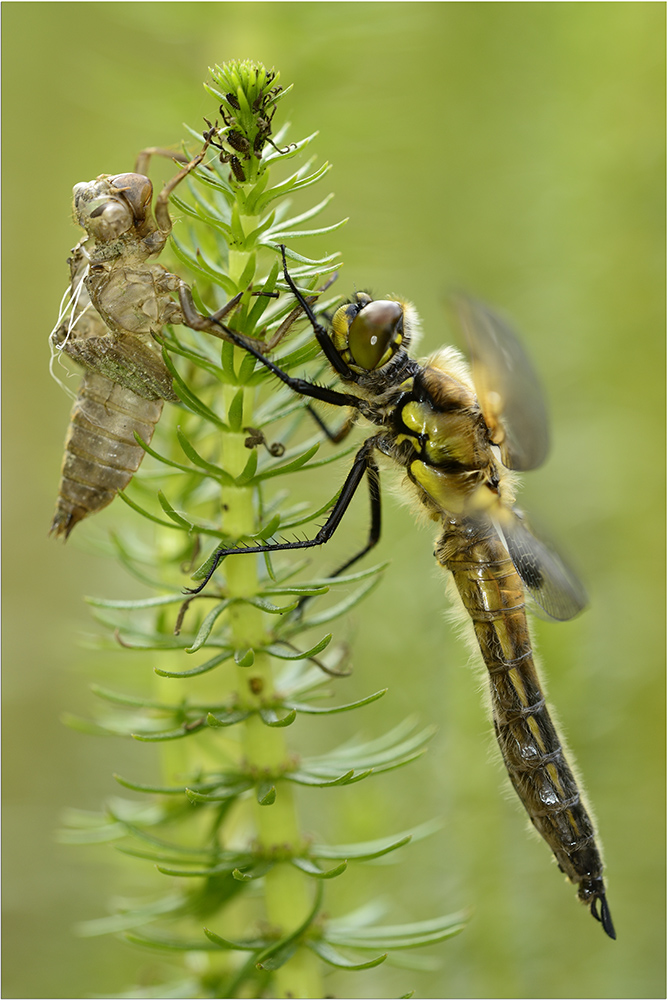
left=398, top=388, right=501, bottom=517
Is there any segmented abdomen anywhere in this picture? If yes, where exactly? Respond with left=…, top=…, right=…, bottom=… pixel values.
left=437, top=519, right=608, bottom=914
left=50, top=370, right=162, bottom=539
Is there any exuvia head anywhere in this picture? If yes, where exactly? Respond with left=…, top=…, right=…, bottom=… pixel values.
left=72, top=173, right=154, bottom=242
left=330, top=292, right=418, bottom=373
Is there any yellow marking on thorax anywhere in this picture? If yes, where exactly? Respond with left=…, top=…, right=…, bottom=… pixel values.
left=401, top=399, right=479, bottom=466
left=409, top=460, right=492, bottom=516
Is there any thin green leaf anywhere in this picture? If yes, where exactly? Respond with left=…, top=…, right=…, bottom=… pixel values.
left=176, top=428, right=233, bottom=482
left=156, top=857, right=247, bottom=878
left=170, top=232, right=237, bottom=295
left=255, top=162, right=333, bottom=213
left=294, top=576, right=384, bottom=629
left=132, top=719, right=207, bottom=742
left=185, top=781, right=253, bottom=804
left=311, top=821, right=443, bottom=861
left=325, top=912, right=468, bottom=950
left=258, top=707, right=297, bottom=728
left=154, top=650, right=232, bottom=679
left=290, top=856, right=347, bottom=879
left=157, top=492, right=196, bottom=529
left=290, top=721, right=435, bottom=786
left=250, top=441, right=320, bottom=481
left=123, top=930, right=221, bottom=952
left=203, top=927, right=270, bottom=951
left=307, top=939, right=387, bottom=970
left=288, top=768, right=373, bottom=788
left=266, top=193, right=334, bottom=232
left=116, top=491, right=181, bottom=531
left=234, top=448, right=259, bottom=486
left=263, top=633, right=332, bottom=660
left=268, top=218, right=348, bottom=241
left=261, top=583, right=329, bottom=598
left=255, top=940, right=297, bottom=971
left=61, top=713, right=116, bottom=737
left=77, top=894, right=184, bottom=937
left=113, top=774, right=187, bottom=795
left=131, top=433, right=202, bottom=475
left=287, top=688, right=387, bottom=715
left=255, top=882, right=324, bottom=970
left=206, top=709, right=252, bottom=727
left=245, top=594, right=297, bottom=614
left=85, top=595, right=184, bottom=610
left=186, top=600, right=231, bottom=652
left=228, top=387, right=245, bottom=431
left=235, top=647, right=255, bottom=667
left=58, top=821, right=128, bottom=845
left=328, top=923, right=466, bottom=951
left=257, top=782, right=276, bottom=805
left=91, top=686, right=170, bottom=710
left=160, top=349, right=227, bottom=425
left=231, top=860, right=274, bottom=881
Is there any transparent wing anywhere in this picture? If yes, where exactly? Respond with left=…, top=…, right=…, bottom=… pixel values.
left=498, top=508, right=587, bottom=622
left=456, top=296, right=549, bottom=471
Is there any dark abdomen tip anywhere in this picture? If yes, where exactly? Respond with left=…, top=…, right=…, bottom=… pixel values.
left=591, top=893, right=616, bottom=940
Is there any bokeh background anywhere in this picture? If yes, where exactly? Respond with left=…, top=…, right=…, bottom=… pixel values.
left=3, top=3, right=665, bottom=998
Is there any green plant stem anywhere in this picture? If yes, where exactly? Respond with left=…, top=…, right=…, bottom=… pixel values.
left=222, top=373, right=324, bottom=998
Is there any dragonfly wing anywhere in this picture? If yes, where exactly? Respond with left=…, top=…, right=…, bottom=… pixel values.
left=456, top=296, right=550, bottom=471
left=498, top=508, right=587, bottom=621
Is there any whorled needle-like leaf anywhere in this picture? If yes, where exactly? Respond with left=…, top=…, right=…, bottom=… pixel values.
left=76, top=893, right=185, bottom=937
left=323, top=912, right=468, bottom=950
left=307, top=939, right=387, bottom=970
left=285, top=688, right=387, bottom=715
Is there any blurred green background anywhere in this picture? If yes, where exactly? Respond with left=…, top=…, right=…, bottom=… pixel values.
left=2, top=3, right=664, bottom=998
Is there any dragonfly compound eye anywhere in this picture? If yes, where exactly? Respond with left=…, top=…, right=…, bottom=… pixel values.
left=347, top=299, right=404, bottom=370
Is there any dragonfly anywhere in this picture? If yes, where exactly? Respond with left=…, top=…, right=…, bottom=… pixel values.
left=49, top=141, right=218, bottom=539
left=182, top=246, right=615, bottom=939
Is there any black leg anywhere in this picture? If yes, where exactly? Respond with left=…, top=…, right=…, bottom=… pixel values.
left=289, top=452, right=382, bottom=619
left=306, top=405, right=356, bottom=444
left=278, top=245, right=353, bottom=378
left=186, top=436, right=382, bottom=594
left=324, top=451, right=382, bottom=578
left=178, top=281, right=365, bottom=411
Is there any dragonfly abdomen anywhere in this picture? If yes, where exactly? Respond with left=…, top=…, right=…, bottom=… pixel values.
left=50, top=370, right=163, bottom=539
left=437, top=519, right=614, bottom=936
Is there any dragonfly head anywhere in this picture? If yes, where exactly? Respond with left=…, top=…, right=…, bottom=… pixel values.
left=331, top=293, right=416, bottom=373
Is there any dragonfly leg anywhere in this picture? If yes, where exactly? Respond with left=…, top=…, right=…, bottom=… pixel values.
left=264, top=271, right=338, bottom=350
left=306, top=405, right=357, bottom=444
left=133, top=147, right=190, bottom=177
left=289, top=452, right=381, bottom=621
left=178, top=281, right=364, bottom=411
left=179, top=285, right=244, bottom=333
left=153, top=137, right=212, bottom=234
left=325, top=449, right=381, bottom=577
left=278, top=244, right=353, bottom=378
left=186, top=435, right=381, bottom=594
